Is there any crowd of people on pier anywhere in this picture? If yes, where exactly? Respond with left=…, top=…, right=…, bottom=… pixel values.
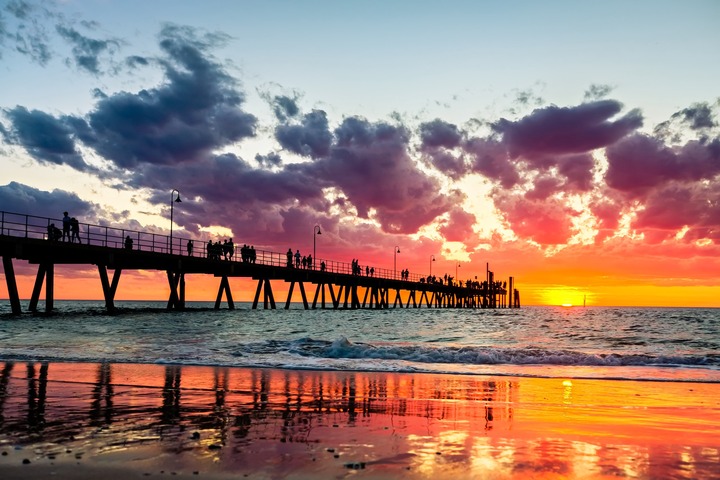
left=47, top=210, right=505, bottom=293
left=286, top=248, right=319, bottom=269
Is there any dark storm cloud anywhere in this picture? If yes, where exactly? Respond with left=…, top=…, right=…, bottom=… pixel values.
left=493, top=100, right=643, bottom=159
left=524, top=175, right=564, bottom=201
left=84, top=24, right=257, bottom=168
left=0, top=181, right=96, bottom=219
left=133, top=153, right=321, bottom=206
left=255, top=152, right=283, bottom=168
left=419, top=119, right=462, bottom=149
left=136, top=115, right=460, bottom=237
left=671, top=102, right=717, bottom=131
left=310, top=117, right=459, bottom=233
left=275, top=109, right=333, bottom=158
left=3, top=24, right=256, bottom=174
left=425, top=149, right=467, bottom=181
left=464, top=138, right=520, bottom=188
left=605, top=134, right=720, bottom=196
left=419, top=119, right=467, bottom=180
left=3, top=106, right=92, bottom=171
left=557, top=154, right=595, bottom=192
left=271, top=95, right=300, bottom=121
left=55, top=24, right=121, bottom=74
left=631, top=182, right=720, bottom=244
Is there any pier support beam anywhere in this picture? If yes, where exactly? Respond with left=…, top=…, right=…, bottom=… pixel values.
left=252, top=278, right=276, bottom=309
left=284, top=281, right=309, bottom=309
left=98, top=266, right=121, bottom=312
left=312, top=282, right=329, bottom=309
left=28, top=262, right=53, bottom=313
left=2, top=256, right=22, bottom=315
left=215, top=275, right=234, bottom=310
left=166, top=271, right=185, bottom=310
left=392, top=288, right=404, bottom=308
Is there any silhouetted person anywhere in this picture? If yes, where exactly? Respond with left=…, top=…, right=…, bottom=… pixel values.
left=227, top=238, right=235, bottom=260
left=47, top=223, right=62, bottom=241
left=187, top=240, right=193, bottom=256
left=124, top=235, right=133, bottom=250
left=294, top=249, right=301, bottom=268
left=287, top=248, right=293, bottom=268
left=70, top=217, right=81, bottom=243
left=62, top=211, right=71, bottom=242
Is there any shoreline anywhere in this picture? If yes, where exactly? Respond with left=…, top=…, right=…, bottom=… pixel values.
left=1, top=355, right=718, bottom=384
left=1, top=361, right=719, bottom=478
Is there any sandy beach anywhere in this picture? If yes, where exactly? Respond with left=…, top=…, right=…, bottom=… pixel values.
left=0, top=361, right=718, bottom=479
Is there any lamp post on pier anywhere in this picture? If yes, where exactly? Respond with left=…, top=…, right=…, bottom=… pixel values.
left=430, top=255, right=436, bottom=277
left=313, top=224, right=321, bottom=269
left=456, top=262, right=461, bottom=282
left=169, top=189, right=182, bottom=254
left=393, top=246, right=400, bottom=279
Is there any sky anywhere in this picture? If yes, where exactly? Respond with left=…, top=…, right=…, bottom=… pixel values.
left=1, top=0, right=719, bottom=306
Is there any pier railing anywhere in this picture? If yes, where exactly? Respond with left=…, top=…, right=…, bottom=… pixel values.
left=0, top=210, right=464, bottom=286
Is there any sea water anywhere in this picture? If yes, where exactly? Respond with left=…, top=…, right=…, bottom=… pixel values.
left=1, top=301, right=718, bottom=382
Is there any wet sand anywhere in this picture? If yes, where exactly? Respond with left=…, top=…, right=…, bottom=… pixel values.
left=0, top=361, right=719, bottom=479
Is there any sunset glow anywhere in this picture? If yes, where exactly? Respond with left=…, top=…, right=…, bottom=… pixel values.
left=0, top=1, right=719, bottom=307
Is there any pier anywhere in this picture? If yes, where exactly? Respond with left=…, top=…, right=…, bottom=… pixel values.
left=0, top=211, right=520, bottom=315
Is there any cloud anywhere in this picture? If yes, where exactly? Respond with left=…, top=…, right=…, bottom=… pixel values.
left=439, top=208, right=477, bottom=243
left=2, top=106, right=93, bottom=171
left=464, top=138, right=520, bottom=188
left=255, top=151, right=283, bottom=168
left=419, top=119, right=462, bottom=149
left=275, top=109, right=333, bottom=158
left=83, top=25, right=256, bottom=169
left=55, top=24, right=122, bottom=74
left=270, top=95, right=300, bottom=121
left=0, top=181, right=97, bottom=219
left=0, top=0, right=52, bottom=65
left=494, top=193, right=579, bottom=245
left=671, top=102, right=717, bottom=131
left=583, top=84, right=614, bottom=101
left=424, top=148, right=467, bottom=180
left=418, top=119, right=467, bottom=180
left=309, top=117, right=459, bottom=233
left=605, top=134, right=720, bottom=196
left=524, top=175, right=564, bottom=201
left=493, top=100, right=643, bottom=159
left=588, top=196, right=623, bottom=243
left=632, top=182, right=720, bottom=243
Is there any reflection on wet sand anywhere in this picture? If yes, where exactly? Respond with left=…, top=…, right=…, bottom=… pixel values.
left=0, top=361, right=719, bottom=478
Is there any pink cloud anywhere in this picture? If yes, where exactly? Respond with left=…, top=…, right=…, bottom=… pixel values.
left=494, top=193, right=579, bottom=245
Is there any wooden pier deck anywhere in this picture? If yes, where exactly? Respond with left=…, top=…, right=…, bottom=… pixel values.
left=0, top=211, right=520, bottom=314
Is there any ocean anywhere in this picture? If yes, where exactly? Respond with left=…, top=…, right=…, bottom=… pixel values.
left=1, top=302, right=718, bottom=383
